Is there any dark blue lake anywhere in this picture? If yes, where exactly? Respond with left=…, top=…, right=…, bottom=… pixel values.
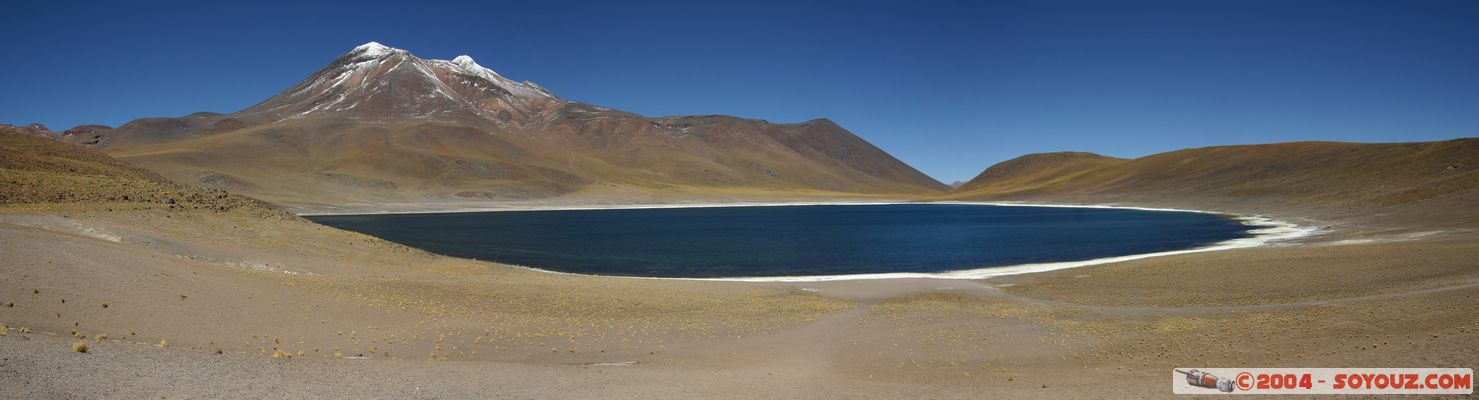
left=307, top=204, right=1255, bottom=278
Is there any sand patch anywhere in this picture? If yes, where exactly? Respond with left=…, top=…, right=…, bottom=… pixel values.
left=0, top=214, right=122, bottom=243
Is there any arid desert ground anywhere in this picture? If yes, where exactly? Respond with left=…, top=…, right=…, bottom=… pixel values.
left=2, top=129, right=1477, bottom=399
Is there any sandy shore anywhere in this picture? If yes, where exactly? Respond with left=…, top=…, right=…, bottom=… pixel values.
left=2, top=200, right=1476, bottom=399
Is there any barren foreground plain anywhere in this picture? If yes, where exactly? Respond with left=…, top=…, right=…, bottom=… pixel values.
left=2, top=128, right=1477, bottom=398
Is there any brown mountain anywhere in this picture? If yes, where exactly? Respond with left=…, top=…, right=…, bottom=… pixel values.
left=60, top=42, right=945, bottom=211
left=934, top=140, right=1479, bottom=229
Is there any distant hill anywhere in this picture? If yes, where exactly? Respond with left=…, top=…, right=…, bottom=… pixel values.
left=949, top=152, right=1127, bottom=197
left=934, top=140, right=1479, bottom=229
left=57, top=42, right=945, bottom=210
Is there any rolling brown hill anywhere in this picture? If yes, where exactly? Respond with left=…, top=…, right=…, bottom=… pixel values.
left=0, top=125, right=276, bottom=214
left=934, top=140, right=1479, bottom=230
left=53, top=43, right=945, bottom=211
left=947, top=152, right=1128, bottom=197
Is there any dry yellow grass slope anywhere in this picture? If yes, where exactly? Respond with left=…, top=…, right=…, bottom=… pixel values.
left=935, top=139, right=1479, bottom=231
left=0, top=126, right=281, bottom=215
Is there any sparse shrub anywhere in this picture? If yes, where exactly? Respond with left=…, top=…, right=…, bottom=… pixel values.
left=159, top=339, right=169, bottom=348
left=94, top=333, right=108, bottom=341
left=72, top=342, right=88, bottom=353
left=273, top=348, right=288, bottom=358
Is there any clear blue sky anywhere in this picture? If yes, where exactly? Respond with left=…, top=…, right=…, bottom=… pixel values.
left=3, top=0, right=1477, bottom=183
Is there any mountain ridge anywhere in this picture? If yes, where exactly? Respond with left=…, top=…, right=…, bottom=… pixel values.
left=54, top=42, right=946, bottom=211
left=935, top=139, right=1479, bottom=229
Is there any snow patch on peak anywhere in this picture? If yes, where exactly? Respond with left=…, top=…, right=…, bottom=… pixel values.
left=447, top=55, right=498, bottom=79
left=437, top=55, right=553, bottom=99
left=352, top=41, right=398, bottom=57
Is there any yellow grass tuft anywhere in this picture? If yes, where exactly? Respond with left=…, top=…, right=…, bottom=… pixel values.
left=272, top=348, right=288, bottom=358
left=72, top=342, right=89, bottom=353
left=159, top=339, right=169, bottom=349
left=94, top=333, right=108, bottom=341
left=0, top=323, right=7, bottom=336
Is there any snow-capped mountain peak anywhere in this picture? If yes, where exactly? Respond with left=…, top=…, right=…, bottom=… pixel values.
left=451, top=55, right=478, bottom=66
left=352, top=41, right=400, bottom=57
left=240, top=42, right=562, bottom=124
left=442, top=55, right=552, bottom=101
left=447, top=54, right=503, bottom=81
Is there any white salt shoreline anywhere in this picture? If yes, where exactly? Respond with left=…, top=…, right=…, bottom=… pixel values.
left=302, top=200, right=1323, bottom=282
left=295, top=200, right=904, bottom=216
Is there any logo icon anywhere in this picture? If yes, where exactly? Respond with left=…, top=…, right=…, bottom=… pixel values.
left=1177, top=369, right=1236, bottom=393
